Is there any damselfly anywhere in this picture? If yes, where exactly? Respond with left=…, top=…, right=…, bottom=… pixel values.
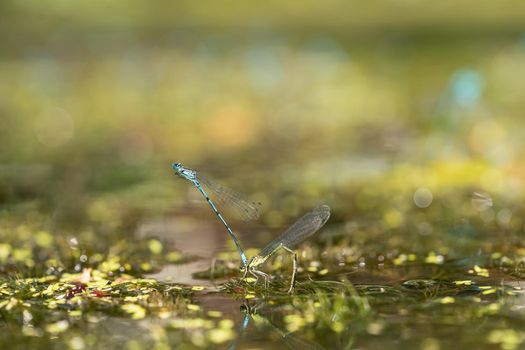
left=172, top=162, right=262, bottom=266
left=243, top=204, right=330, bottom=293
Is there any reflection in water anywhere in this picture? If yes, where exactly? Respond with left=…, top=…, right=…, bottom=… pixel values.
left=229, top=300, right=326, bottom=350
left=146, top=261, right=220, bottom=286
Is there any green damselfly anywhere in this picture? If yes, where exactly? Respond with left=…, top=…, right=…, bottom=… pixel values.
left=243, top=204, right=330, bottom=293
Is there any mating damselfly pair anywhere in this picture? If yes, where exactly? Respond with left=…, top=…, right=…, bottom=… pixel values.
left=172, top=162, right=330, bottom=293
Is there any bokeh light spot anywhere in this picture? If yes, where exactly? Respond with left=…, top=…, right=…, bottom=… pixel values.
left=449, top=69, right=484, bottom=108
left=414, top=188, right=433, bottom=208
left=204, top=104, right=260, bottom=150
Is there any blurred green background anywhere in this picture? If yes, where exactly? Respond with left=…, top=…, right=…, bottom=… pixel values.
left=1, top=0, right=525, bottom=256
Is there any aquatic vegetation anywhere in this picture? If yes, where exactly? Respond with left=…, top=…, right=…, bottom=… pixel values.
left=3, top=199, right=525, bottom=349
left=0, top=264, right=239, bottom=349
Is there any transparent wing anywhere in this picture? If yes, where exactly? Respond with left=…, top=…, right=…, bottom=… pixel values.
left=199, top=175, right=262, bottom=221
left=259, top=205, right=330, bottom=257
left=471, top=191, right=493, bottom=211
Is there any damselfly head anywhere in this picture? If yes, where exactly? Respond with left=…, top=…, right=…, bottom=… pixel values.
left=172, top=162, right=183, bottom=172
